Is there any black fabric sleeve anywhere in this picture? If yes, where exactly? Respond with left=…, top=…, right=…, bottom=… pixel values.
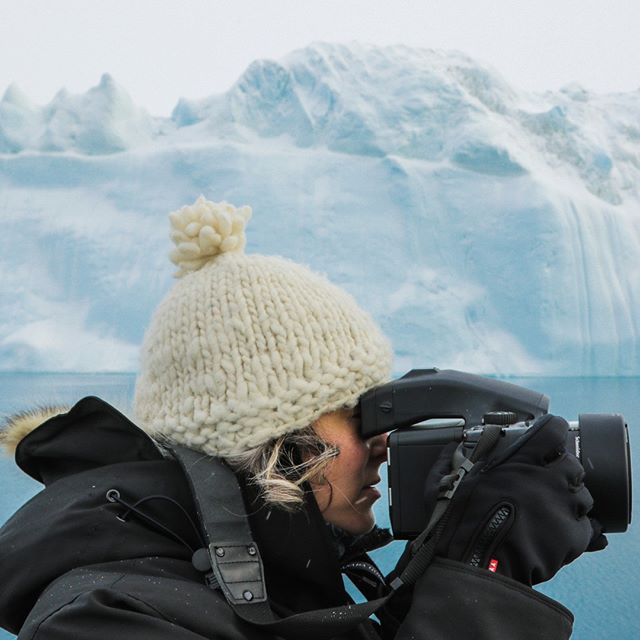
left=21, top=589, right=210, bottom=640
left=393, top=558, right=573, bottom=640
left=15, top=561, right=270, bottom=640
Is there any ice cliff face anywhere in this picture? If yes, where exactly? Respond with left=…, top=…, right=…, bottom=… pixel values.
left=0, top=42, right=638, bottom=375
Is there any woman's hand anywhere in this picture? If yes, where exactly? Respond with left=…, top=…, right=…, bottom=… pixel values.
left=423, top=414, right=607, bottom=585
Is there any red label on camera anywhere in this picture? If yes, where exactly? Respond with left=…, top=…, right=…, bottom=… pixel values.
left=488, top=559, right=499, bottom=573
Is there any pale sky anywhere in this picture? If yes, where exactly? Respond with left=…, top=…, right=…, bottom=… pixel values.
left=1, top=0, right=639, bottom=116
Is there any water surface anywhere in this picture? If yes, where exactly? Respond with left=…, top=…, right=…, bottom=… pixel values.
left=1, top=374, right=638, bottom=639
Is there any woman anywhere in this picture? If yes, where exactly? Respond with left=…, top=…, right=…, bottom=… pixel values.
left=0, top=197, right=600, bottom=639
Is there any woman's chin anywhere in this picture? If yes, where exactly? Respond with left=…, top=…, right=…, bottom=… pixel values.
left=335, top=509, right=376, bottom=536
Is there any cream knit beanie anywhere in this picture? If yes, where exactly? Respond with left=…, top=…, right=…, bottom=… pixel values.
left=134, top=196, right=393, bottom=457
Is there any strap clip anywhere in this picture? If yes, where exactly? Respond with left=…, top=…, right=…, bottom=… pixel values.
left=441, top=457, right=474, bottom=500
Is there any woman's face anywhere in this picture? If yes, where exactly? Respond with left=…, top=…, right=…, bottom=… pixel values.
left=310, top=408, right=387, bottom=535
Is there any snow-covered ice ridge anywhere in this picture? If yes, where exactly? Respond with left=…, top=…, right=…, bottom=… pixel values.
left=1, top=42, right=638, bottom=375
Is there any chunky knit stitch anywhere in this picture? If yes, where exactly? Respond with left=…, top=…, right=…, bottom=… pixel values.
left=134, top=197, right=393, bottom=457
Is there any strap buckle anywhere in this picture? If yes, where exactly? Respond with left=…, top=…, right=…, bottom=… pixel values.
left=441, top=457, right=474, bottom=500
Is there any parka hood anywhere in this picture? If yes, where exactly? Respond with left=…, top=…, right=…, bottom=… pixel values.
left=2, top=397, right=164, bottom=485
left=0, top=397, right=196, bottom=634
left=1, top=405, right=67, bottom=457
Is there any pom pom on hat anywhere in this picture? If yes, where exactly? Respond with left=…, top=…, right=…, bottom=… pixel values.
left=169, top=196, right=252, bottom=278
left=135, top=196, right=393, bottom=457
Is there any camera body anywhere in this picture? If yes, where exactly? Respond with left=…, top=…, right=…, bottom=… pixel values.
left=359, top=369, right=632, bottom=540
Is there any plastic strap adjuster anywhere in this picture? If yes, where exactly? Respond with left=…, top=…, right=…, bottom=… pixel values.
left=442, top=458, right=474, bottom=500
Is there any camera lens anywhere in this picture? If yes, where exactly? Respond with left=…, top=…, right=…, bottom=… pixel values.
left=567, top=414, right=632, bottom=533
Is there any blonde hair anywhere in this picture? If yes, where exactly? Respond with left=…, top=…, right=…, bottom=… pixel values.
left=226, top=425, right=339, bottom=510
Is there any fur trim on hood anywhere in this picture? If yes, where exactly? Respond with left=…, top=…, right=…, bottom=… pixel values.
left=1, top=407, right=67, bottom=456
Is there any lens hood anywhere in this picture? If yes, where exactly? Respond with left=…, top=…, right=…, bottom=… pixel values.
left=578, top=414, right=632, bottom=533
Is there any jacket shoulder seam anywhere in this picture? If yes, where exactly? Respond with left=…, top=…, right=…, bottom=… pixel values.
left=107, top=574, right=175, bottom=623
left=26, top=591, right=87, bottom=640
left=25, top=574, right=122, bottom=640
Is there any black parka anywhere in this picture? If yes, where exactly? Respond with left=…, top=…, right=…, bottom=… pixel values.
left=0, top=397, right=575, bottom=639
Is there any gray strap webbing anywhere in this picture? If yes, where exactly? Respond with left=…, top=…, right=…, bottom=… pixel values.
left=172, top=445, right=269, bottom=608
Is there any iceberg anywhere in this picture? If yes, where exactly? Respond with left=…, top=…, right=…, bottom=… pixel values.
left=0, top=42, right=638, bottom=375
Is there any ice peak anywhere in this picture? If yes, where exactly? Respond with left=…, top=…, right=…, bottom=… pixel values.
left=99, top=72, right=116, bottom=89
left=51, top=87, right=71, bottom=103
left=89, top=73, right=131, bottom=107
left=1, top=83, right=33, bottom=109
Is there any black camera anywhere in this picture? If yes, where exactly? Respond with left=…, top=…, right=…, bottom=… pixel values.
left=359, top=368, right=632, bottom=540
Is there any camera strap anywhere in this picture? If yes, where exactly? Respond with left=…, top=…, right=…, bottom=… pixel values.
left=171, top=431, right=501, bottom=638
left=171, top=445, right=435, bottom=639
left=397, top=425, right=504, bottom=582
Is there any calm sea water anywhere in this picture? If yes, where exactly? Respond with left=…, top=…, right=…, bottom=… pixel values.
left=0, top=373, right=638, bottom=639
